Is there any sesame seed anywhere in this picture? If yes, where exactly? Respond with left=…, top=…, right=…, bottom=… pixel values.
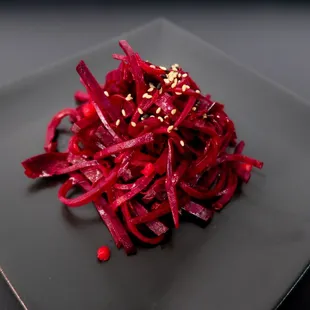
left=203, top=114, right=208, bottom=119
left=146, top=94, right=152, bottom=99
left=142, top=93, right=148, bottom=98
left=147, top=87, right=154, bottom=92
left=138, top=108, right=143, bottom=115
left=131, top=122, right=137, bottom=127
left=156, top=107, right=161, bottom=114
left=182, top=73, right=188, bottom=78
left=171, top=79, right=178, bottom=88
left=159, top=88, right=163, bottom=94
left=172, top=67, right=178, bottom=72
left=178, top=73, right=181, bottom=78
left=159, top=66, right=167, bottom=70
left=164, top=115, right=169, bottom=119
left=173, top=64, right=179, bottom=67
left=175, top=92, right=182, bottom=95
left=180, top=140, right=185, bottom=147
left=164, top=78, right=170, bottom=85
left=121, top=109, right=126, bottom=117
left=171, top=109, right=177, bottom=115
left=192, top=107, right=197, bottom=111
left=125, top=94, right=132, bottom=101
left=158, top=116, right=164, bottom=122
left=182, top=84, right=190, bottom=92
left=167, top=125, right=174, bottom=133
left=150, top=65, right=156, bottom=68
left=104, top=91, right=109, bottom=97
left=149, top=83, right=155, bottom=88
left=115, top=119, right=120, bottom=126
left=195, top=90, right=201, bottom=94
left=150, top=115, right=155, bottom=118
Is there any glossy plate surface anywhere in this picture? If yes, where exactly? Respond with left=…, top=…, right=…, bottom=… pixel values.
left=0, top=19, right=309, bottom=310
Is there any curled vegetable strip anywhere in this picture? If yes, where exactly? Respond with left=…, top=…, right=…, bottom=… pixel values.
left=22, top=40, right=263, bottom=257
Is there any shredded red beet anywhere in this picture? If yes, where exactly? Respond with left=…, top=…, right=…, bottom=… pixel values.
left=22, top=41, right=263, bottom=256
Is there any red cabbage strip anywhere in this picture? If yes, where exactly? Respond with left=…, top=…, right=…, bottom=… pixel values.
left=129, top=201, right=168, bottom=236
left=22, top=152, right=69, bottom=178
left=76, top=61, right=122, bottom=143
left=213, top=169, right=238, bottom=210
left=58, top=168, right=118, bottom=207
left=111, top=174, right=155, bottom=211
left=94, top=133, right=155, bottom=159
left=119, top=40, right=146, bottom=102
left=74, top=90, right=89, bottom=102
left=45, top=108, right=77, bottom=152
left=130, top=201, right=171, bottom=225
left=180, top=169, right=228, bottom=200
left=174, top=96, right=196, bottom=128
left=69, top=171, right=136, bottom=254
left=182, top=201, right=213, bottom=223
left=217, top=154, right=263, bottom=169
left=165, top=139, right=179, bottom=228
left=189, top=138, right=220, bottom=176
left=121, top=203, right=165, bottom=245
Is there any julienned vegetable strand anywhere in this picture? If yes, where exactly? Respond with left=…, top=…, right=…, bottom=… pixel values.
left=22, top=40, right=263, bottom=257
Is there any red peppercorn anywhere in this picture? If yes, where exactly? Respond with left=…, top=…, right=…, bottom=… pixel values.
left=97, top=246, right=111, bottom=262
left=81, top=102, right=96, bottom=118
left=141, top=162, right=155, bottom=177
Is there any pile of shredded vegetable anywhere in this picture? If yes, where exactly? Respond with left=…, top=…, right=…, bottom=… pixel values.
left=22, top=40, right=263, bottom=255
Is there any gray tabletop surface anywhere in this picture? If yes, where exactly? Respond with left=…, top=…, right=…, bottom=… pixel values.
left=0, top=4, right=310, bottom=310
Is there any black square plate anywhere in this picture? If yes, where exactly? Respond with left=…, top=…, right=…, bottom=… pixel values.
left=1, top=18, right=310, bottom=310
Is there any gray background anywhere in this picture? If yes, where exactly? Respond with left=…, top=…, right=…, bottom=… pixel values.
left=0, top=4, right=310, bottom=309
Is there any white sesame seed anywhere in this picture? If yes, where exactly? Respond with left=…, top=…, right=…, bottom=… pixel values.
left=171, top=79, right=178, bottom=88
left=192, top=107, right=197, bottom=111
left=149, top=83, right=155, bottom=88
left=203, top=114, right=208, bottom=119
left=150, top=65, right=156, bottom=68
left=173, top=64, right=179, bottom=67
left=142, top=93, right=148, bottom=98
left=125, top=94, right=132, bottom=101
left=180, top=140, right=185, bottom=147
left=150, top=115, right=155, bottom=118
left=171, top=109, right=177, bottom=115
left=159, top=88, right=163, bottom=94
left=164, top=115, right=169, bottom=119
left=164, top=78, right=170, bottom=85
left=115, top=119, right=120, bottom=126
left=172, top=67, right=178, bottom=72
left=195, top=90, right=201, bottom=94
left=182, top=73, right=188, bottom=78
left=175, top=92, right=182, bottom=95
left=156, top=107, right=161, bottom=114
left=182, top=84, right=190, bottom=92
left=159, top=66, right=167, bottom=70
left=138, top=108, right=143, bottom=115
left=121, top=109, right=126, bottom=117
left=131, top=122, right=137, bottom=127
left=147, top=87, right=154, bottom=92
left=178, top=73, right=181, bottom=78
left=104, top=91, right=109, bottom=97
left=158, top=116, right=164, bottom=122
left=146, top=94, right=152, bottom=99
left=167, top=125, right=174, bottom=133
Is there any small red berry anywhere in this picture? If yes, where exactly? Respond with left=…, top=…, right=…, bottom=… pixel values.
left=97, top=246, right=111, bottom=262
left=81, top=102, right=96, bottom=118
